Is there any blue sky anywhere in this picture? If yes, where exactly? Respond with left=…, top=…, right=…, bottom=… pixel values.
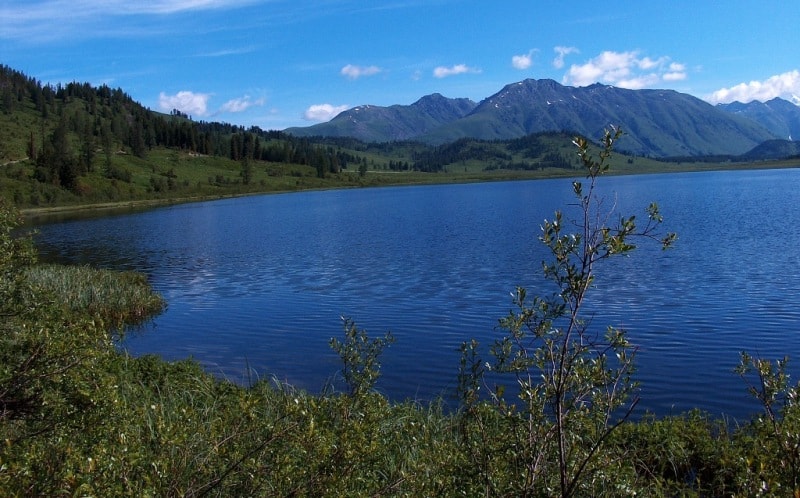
left=2, top=0, right=798, bottom=130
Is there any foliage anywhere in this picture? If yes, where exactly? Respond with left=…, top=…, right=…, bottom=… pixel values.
left=329, top=317, right=394, bottom=399
left=736, top=352, right=800, bottom=494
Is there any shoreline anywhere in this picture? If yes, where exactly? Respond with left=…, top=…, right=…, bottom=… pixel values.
left=19, top=159, right=800, bottom=222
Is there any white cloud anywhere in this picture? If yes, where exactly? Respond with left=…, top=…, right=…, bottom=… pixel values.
left=433, top=64, right=479, bottom=78
left=553, top=46, right=579, bottom=69
left=617, top=74, right=661, bottom=90
left=663, top=71, right=687, bottom=82
left=219, top=95, right=265, bottom=113
left=563, top=50, right=687, bottom=89
left=511, top=50, right=536, bottom=70
left=158, top=90, right=211, bottom=116
left=340, top=64, right=382, bottom=80
left=637, top=56, right=667, bottom=70
left=707, top=70, right=800, bottom=104
left=303, top=103, right=349, bottom=122
left=663, top=62, right=687, bottom=81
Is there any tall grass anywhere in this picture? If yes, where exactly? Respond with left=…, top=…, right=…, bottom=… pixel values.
left=25, top=264, right=165, bottom=329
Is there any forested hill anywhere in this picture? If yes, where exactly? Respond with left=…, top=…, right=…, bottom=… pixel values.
left=0, top=64, right=351, bottom=172
left=0, top=65, right=403, bottom=208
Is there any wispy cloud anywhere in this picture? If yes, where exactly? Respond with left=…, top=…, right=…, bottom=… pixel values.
left=433, top=64, right=480, bottom=78
left=10, top=0, right=258, bottom=18
left=303, top=103, right=349, bottom=122
left=552, top=46, right=578, bottom=69
left=562, top=50, right=688, bottom=89
left=511, top=50, right=537, bottom=70
left=218, top=95, right=265, bottom=114
left=1, top=0, right=261, bottom=42
left=196, top=46, right=259, bottom=58
left=158, top=90, right=212, bottom=117
left=340, top=64, right=382, bottom=80
left=707, top=70, right=800, bottom=104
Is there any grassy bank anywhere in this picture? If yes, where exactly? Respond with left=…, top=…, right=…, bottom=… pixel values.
left=17, top=154, right=800, bottom=224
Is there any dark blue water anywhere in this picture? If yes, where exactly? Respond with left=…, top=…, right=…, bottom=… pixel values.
left=31, top=168, right=800, bottom=420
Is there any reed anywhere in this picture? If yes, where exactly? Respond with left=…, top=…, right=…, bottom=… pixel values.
left=25, top=264, right=165, bottom=329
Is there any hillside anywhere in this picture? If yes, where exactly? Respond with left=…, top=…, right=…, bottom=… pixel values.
left=739, top=139, right=800, bottom=161
left=0, top=65, right=430, bottom=209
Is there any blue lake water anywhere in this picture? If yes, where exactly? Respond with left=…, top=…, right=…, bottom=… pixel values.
left=31, top=168, right=800, bottom=420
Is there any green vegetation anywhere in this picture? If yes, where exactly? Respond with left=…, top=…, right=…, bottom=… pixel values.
left=3, top=130, right=800, bottom=496
left=455, top=128, right=676, bottom=496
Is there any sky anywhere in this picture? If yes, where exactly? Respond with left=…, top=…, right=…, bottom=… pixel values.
left=2, top=0, right=799, bottom=131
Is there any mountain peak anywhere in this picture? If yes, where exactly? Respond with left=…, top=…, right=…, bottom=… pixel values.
left=414, top=92, right=447, bottom=103
left=285, top=93, right=476, bottom=142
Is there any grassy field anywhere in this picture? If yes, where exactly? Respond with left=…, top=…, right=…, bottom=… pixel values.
left=7, top=140, right=798, bottom=222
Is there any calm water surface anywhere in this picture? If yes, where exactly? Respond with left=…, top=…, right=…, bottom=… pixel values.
left=32, top=168, right=800, bottom=420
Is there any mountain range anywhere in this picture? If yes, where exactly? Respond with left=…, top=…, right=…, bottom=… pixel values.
left=286, top=79, right=800, bottom=158
left=716, top=98, right=800, bottom=140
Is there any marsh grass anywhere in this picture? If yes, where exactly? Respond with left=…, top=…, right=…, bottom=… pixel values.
left=24, top=264, right=165, bottom=329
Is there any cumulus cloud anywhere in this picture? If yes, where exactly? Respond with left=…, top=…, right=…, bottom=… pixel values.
left=340, top=64, right=382, bottom=80
left=553, top=46, right=578, bottom=69
left=562, top=50, right=687, bottom=89
left=512, top=50, right=536, bottom=70
left=219, top=95, right=265, bottom=113
left=707, top=70, right=800, bottom=104
left=304, top=103, right=349, bottom=122
left=663, top=62, right=688, bottom=81
left=433, top=64, right=480, bottom=78
left=158, top=90, right=211, bottom=117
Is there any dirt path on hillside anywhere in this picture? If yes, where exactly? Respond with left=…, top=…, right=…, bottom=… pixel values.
left=1, top=157, right=29, bottom=166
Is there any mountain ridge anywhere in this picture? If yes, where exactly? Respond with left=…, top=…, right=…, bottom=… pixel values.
left=285, top=93, right=476, bottom=142
left=287, top=79, right=794, bottom=158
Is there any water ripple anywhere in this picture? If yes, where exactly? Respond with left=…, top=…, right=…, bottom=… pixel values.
left=32, top=168, right=800, bottom=420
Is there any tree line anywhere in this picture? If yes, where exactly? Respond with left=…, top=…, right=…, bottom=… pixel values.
left=0, top=66, right=367, bottom=189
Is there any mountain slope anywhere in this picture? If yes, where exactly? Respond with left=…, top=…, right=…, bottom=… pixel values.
left=739, top=139, right=800, bottom=160
left=422, top=79, right=776, bottom=157
left=285, top=93, right=476, bottom=141
left=717, top=98, right=800, bottom=140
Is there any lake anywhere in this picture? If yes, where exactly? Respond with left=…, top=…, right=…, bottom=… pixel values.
left=30, top=167, right=800, bottom=420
